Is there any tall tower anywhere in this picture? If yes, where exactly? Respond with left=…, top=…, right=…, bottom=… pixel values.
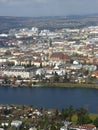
left=49, top=39, right=53, bottom=59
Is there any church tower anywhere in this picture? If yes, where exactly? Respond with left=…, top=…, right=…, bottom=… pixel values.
left=49, top=39, right=53, bottom=59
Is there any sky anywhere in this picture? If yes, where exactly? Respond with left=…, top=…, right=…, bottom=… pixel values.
left=0, top=0, right=98, bottom=17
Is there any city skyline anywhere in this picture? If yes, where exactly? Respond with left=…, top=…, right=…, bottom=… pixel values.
left=0, top=0, right=98, bottom=17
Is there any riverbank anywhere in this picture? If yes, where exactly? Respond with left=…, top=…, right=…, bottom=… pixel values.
left=40, top=82, right=98, bottom=89
left=1, top=82, right=98, bottom=89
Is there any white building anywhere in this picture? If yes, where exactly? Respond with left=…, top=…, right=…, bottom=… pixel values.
left=0, top=128, right=4, bottom=130
left=11, top=120, right=22, bottom=130
left=29, top=127, right=37, bottom=130
left=68, top=125, right=96, bottom=130
left=60, top=126, right=67, bottom=130
left=1, top=67, right=34, bottom=79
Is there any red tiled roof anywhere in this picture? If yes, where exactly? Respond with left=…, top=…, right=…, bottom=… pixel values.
left=69, top=125, right=96, bottom=130
left=50, top=52, right=69, bottom=60
left=92, top=71, right=98, bottom=77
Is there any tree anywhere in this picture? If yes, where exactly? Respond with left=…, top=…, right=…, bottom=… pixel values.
left=17, top=75, right=22, bottom=80
left=4, top=50, right=11, bottom=56
left=7, top=61, right=15, bottom=66
left=76, top=108, right=92, bottom=125
left=54, top=108, right=59, bottom=116
left=40, top=63, right=43, bottom=68
left=61, top=108, right=69, bottom=120
left=93, top=117, right=98, bottom=127
left=77, top=114, right=92, bottom=125
left=3, top=75, right=9, bottom=84
left=53, top=72, right=59, bottom=82
left=76, top=107, right=87, bottom=115
left=61, top=106, right=74, bottom=121
left=68, top=105, right=74, bottom=121
left=63, top=73, right=69, bottom=82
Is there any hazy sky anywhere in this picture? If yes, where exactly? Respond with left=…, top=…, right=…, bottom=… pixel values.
left=0, top=0, right=98, bottom=17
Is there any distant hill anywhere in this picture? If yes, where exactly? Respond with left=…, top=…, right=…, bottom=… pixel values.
left=66, top=13, right=98, bottom=19
left=0, top=14, right=98, bottom=33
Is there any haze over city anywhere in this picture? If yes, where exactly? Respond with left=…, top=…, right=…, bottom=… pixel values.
left=0, top=0, right=98, bottom=17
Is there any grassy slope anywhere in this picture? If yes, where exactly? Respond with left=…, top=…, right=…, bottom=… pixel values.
left=40, top=82, right=98, bottom=88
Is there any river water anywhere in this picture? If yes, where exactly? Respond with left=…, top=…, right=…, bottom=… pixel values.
left=0, top=87, right=98, bottom=113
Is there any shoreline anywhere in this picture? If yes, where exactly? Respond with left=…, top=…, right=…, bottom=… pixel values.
left=40, top=82, right=98, bottom=89
left=1, top=82, right=98, bottom=89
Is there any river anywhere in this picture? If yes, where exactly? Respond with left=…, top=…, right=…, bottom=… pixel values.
left=0, top=86, right=98, bottom=113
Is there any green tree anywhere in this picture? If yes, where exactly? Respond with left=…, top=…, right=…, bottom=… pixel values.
left=3, top=75, right=9, bottom=84
left=61, top=106, right=74, bottom=121
left=61, top=108, right=69, bottom=120
left=53, top=72, right=59, bottom=82
left=17, top=75, right=22, bottom=80
left=76, top=108, right=92, bottom=125
left=68, top=105, right=74, bottom=121
left=77, top=114, right=92, bottom=124
left=93, top=117, right=98, bottom=127
left=63, top=73, right=69, bottom=82
left=76, top=107, right=87, bottom=115
left=7, top=61, right=15, bottom=66
left=40, top=63, right=43, bottom=68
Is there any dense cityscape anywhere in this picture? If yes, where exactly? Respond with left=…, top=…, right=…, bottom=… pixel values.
left=1, top=0, right=98, bottom=129
left=0, top=16, right=98, bottom=130
left=0, top=20, right=98, bottom=87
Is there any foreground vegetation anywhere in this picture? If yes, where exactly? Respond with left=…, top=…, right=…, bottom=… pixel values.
left=0, top=104, right=98, bottom=130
